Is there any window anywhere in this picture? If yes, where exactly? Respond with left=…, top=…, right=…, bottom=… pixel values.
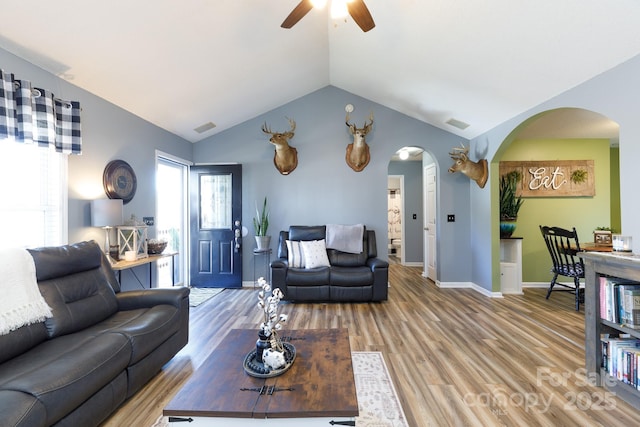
left=156, top=153, right=189, bottom=286
left=0, top=140, right=67, bottom=248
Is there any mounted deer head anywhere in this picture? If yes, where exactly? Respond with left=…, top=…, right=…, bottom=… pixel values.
left=448, top=143, right=488, bottom=188
left=345, top=111, right=374, bottom=172
left=262, top=118, right=298, bottom=175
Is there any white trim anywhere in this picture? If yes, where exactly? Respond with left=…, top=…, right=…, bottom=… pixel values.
left=404, top=261, right=423, bottom=267
left=437, top=281, right=504, bottom=298
left=523, top=281, right=584, bottom=289
left=155, top=149, right=194, bottom=166
left=522, top=282, right=551, bottom=288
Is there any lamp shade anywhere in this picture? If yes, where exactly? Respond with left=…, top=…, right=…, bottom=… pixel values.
left=91, top=199, right=123, bottom=227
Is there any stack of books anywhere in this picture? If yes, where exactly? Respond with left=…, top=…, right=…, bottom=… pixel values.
left=601, top=334, right=640, bottom=389
left=599, top=277, right=640, bottom=326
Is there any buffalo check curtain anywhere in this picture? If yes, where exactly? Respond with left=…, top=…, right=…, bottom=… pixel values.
left=0, top=68, right=81, bottom=154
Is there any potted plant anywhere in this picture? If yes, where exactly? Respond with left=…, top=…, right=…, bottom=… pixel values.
left=253, top=197, right=270, bottom=250
left=499, top=170, right=524, bottom=238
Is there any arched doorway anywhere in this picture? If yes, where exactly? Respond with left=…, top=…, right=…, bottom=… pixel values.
left=388, top=146, right=439, bottom=282
left=492, top=108, right=620, bottom=292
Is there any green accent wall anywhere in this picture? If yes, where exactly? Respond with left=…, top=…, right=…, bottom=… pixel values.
left=610, top=147, right=621, bottom=234
left=500, top=138, right=619, bottom=283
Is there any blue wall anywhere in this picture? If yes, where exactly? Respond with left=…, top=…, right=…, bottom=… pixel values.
left=194, top=86, right=471, bottom=283
left=9, top=41, right=639, bottom=292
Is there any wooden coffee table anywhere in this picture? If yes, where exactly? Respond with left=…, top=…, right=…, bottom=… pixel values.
left=164, top=328, right=358, bottom=425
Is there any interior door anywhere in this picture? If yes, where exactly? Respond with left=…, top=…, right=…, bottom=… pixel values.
left=424, top=163, right=437, bottom=281
left=189, top=164, right=242, bottom=288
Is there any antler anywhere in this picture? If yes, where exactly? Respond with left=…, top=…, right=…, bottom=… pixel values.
left=285, top=117, right=296, bottom=136
left=261, top=122, right=274, bottom=135
left=449, top=143, right=469, bottom=159
left=346, top=111, right=374, bottom=133
left=263, top=118, right=296, bottom=137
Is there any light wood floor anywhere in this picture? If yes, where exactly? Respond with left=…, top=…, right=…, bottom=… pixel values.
left=101, top=264, right=640, bottom=427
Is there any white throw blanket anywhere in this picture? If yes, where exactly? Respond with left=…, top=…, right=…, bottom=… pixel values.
left=326, top=224, right=364, bottom=254
left=0, top=248, right=52, bottom=335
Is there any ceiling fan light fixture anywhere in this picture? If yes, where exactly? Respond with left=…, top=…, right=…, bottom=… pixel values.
left=331, top=0, right=349, bottom=19
left=310, top=0, right=328, bottom=9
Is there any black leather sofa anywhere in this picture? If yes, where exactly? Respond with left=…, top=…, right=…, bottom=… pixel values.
left=270, top=225, right=388, bottom=302
left=0, top=241, right=189, bottom=427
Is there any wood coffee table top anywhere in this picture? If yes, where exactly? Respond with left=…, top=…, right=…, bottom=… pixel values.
left=164, top=328, right=358, bottom=420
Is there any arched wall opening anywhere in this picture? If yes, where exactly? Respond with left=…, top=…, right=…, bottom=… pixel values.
left=490, top=108, right=620, bottom=292
left=387, top=146, right=439, bottom=279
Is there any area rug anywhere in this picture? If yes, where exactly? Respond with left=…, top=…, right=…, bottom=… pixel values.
left=152, top=351, right=408, bottom=427
left=188, top=287, right=224, bottom=307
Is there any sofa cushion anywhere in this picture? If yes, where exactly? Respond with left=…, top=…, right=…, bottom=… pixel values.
left=330, top=266, right=374, bottom=286
left=301, top=239, right=331, bottom=268
left=286, top=266, right=330, bottom=286
left=27, top=240, right=104, bottom=282
left=285, top=240, right=305, bottom=268
left=0, top=390, right=46, bottom=427
left=328, top=230, right=369, bottom=267
left=0, top=321, right=48, bottom=364
left=84, top=305, right=182, bottom=364
left=289, top=225, right=326, bottom=241
left=0, top=331, right=131, bottom=426
left=38, top=267, right=119, bottom=338
left=28, top=240, right=120, bottom=338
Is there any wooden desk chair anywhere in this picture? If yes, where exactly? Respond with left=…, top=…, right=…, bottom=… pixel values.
left=539, top=225, right=584, bottom=311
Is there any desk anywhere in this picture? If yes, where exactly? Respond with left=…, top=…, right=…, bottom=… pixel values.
left=111, top=252, right=177, bottom=288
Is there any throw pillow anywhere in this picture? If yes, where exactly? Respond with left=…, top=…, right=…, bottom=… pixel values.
left=286, top=240, right=305, bottom=268
left=301, top=239, right=331, bottom=269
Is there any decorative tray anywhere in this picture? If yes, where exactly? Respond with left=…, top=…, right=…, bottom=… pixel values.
left=243, top=342, right=296, bottom=378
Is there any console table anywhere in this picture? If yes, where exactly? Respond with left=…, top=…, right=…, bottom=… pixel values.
left=164, top=328, right=358, bottom=425
left=111, top=252, right=177, bottom=288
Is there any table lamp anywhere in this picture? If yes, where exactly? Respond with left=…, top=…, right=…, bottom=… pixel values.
left=91, top=199, right=123, bottom=255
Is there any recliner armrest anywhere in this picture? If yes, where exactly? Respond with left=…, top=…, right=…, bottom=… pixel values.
left=271, top=259, right=288, bottom=269
left=116, top=287, right=190, bottom=311
left=367, top=257, right=389, bottom=271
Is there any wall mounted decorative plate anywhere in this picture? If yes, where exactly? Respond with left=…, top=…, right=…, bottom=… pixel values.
left=103, top=159, right=137, bottom=204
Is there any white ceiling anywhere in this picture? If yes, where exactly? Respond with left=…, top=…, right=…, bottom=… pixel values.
left=1, top=0, right=637, bottom=143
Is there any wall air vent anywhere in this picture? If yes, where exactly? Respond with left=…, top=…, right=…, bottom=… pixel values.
left=194, top=122, right=216, bottom=134
left=446, top=118, right=470, bottom=130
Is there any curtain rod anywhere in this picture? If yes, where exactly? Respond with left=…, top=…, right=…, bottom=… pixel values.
left=13, top=81, right=74, bottom=109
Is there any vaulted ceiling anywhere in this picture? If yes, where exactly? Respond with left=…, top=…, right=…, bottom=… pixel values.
left=1, top=1, right=638, bottom=143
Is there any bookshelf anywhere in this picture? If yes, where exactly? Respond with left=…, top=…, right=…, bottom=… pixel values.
left=581, top=252, right=640, bottom=407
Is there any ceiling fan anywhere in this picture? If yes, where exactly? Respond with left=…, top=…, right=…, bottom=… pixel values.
left=281, top=0, right=376, bottom=32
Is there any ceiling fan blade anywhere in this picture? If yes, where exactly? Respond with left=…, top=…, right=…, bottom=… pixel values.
left=281, top=0, right=314, bottom=29
left=347, top=0, right=376, bottom=32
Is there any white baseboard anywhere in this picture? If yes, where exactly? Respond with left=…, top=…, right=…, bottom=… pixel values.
left=522, top=282, right=550, bottom=288
left=436, top=281, right=504, bottom=298
left=402, top=262, right=423, bottom=267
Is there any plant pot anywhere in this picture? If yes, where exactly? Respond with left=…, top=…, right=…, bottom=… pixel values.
left=255, top=235, right=271, bottom=251
left=500, top=218, right=517, bottom=238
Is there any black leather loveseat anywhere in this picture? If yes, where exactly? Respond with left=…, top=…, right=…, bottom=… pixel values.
left=0, top=241, right=189, bottom=427
left=270, top=225, right=388, bottom=302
